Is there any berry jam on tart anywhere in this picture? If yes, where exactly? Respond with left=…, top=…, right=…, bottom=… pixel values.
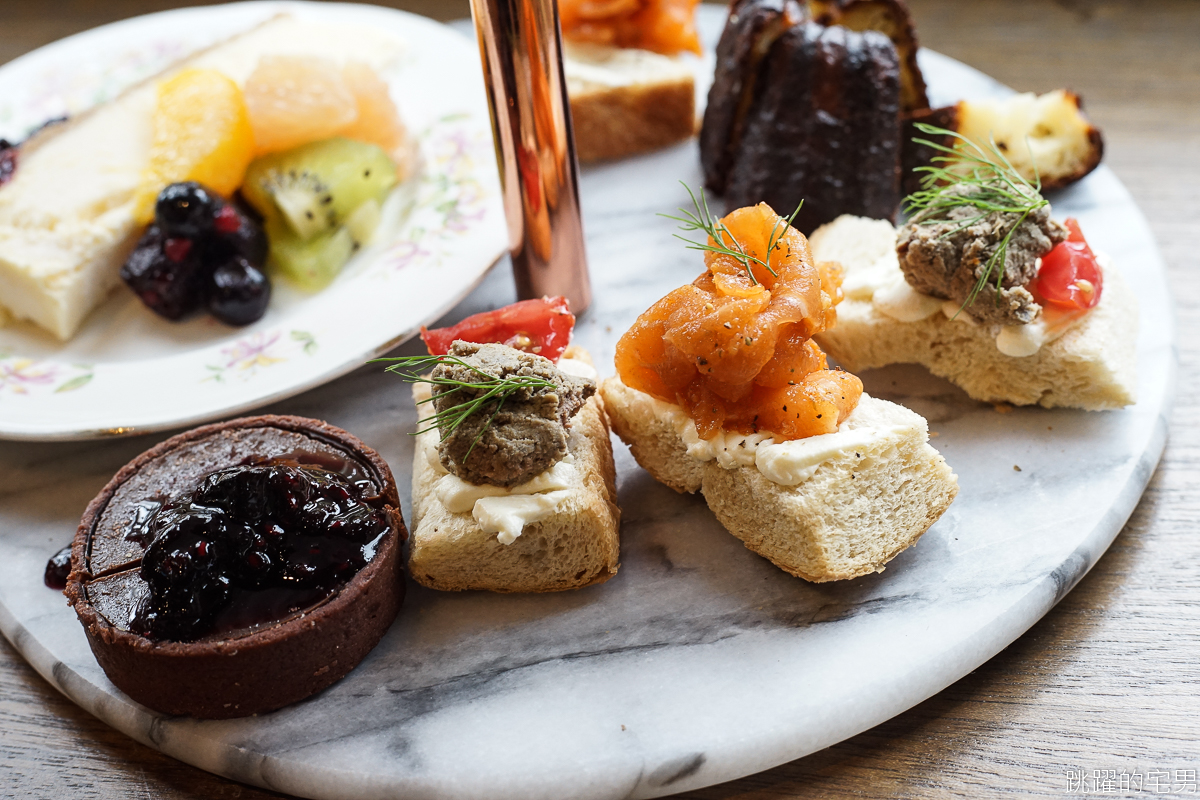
left=64, top=415, right=406, bottom=719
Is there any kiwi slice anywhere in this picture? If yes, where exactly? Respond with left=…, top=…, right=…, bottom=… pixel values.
left=266, top=218, right=356, bottom=291
left=243, top=137, right=398, bottom=242
left=342, top=198, right=382, bottom=246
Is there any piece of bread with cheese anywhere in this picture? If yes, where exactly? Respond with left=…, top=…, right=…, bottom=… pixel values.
left=409, top=349, right=621, bottom=593
left=601, top=376, right=957, bottom=582
left=809, top=214, right=1137, bottom=410
left=564, top=42, right=696, bottom=163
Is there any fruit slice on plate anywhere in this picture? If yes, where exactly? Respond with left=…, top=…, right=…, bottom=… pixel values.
left=243, top=137, right=399, bottom=290
left=339, top=62, right=409, bottom=155
left=244, top=56, right=360, bottom=155
left=135, top=69, right=255, bottom=222
left=265, top=219, right=356, bottom=291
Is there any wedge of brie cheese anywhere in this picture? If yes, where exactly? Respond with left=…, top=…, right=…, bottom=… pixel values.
left=0, top=16, right=404, bottom=340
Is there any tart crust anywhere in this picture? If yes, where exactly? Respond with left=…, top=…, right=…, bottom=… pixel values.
left=64, top=415, right=406, bottom=719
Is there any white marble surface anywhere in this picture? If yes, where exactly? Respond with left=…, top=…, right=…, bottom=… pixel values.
left=0, top=9, right=1176, bottom=800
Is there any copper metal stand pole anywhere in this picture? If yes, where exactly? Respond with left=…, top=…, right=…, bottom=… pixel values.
left=470, top=0, right=593, bottom=314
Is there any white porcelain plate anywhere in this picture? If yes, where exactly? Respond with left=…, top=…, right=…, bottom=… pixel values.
left=0, top=1, right=507, bottom=441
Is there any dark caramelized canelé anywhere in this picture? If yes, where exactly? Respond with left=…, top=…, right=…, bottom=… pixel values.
left=702, top=0, right=906, bottom=232
left=65, top=416, right=406, bottom=719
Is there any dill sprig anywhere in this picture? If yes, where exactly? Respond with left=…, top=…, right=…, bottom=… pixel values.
left=660, top=182, right=802, bottom=285
left=373, top=354, right=556, bottom=460
left=905, top=123, right=1049, bottom=313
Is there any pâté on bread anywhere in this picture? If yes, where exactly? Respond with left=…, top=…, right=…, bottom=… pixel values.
left=810, top=129, right=1136, bottom=411
left=379, top=297, right=621, bottom=594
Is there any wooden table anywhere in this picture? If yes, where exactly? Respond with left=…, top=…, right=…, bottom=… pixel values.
left=3, top=1, right=1198, bottom=797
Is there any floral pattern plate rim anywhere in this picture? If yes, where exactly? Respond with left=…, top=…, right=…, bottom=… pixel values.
left=0, top=1, right=507, bottom=441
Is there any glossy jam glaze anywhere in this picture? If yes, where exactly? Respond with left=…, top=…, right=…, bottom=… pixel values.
left=44, top=545, right=72, bottom=590
left=129, top=455, right=388, bottom=642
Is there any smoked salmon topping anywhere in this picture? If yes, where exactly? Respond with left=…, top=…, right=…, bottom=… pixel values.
left=615, top=202, right=862, bottom=440
left=559, top=0, right=703, bottom=56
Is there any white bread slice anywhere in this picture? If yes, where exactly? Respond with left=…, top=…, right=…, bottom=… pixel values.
left=564, top=42, right=695, bottom=163
left=809, top=214, right=1137, bottom=410
left=601, top=376, right=958, bottom=582
left=409, top=351, right=620, bottom=593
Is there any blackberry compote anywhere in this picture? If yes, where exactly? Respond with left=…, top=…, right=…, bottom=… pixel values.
left=130, top=461, right=389, bottom=642
left=64, top=415, right=405, bottom=719
left=121, top=182, right=271, bottom=326
left=44, top=545, right=72, bottom=590
left=0, top=139, right=17, bottom=188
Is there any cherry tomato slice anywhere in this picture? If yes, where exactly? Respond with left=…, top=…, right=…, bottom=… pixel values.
left=1031, top=218, right=1103, bottom=311
left=1063, top=217, right=1088, bottom=245
left=420, top=296, right=575, bottom=362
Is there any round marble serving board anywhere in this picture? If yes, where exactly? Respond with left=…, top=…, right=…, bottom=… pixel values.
left=0, top=8, right=1176, bottom=800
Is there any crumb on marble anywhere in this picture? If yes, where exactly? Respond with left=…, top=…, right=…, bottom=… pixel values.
left=994, top=403, right=1014, bottom=413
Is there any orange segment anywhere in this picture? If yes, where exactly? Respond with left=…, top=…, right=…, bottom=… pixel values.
left=338, top=62, right=407, bottom=155
left=135, top=68, right=254, bottom=222
left=243, top=56, right=358, bottom=155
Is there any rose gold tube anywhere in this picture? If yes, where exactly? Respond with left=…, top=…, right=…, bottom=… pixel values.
left=470, top=0, right=592, bottom=314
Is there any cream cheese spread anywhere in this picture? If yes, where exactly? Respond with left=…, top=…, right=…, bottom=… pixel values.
left=620, top=387, right=907, bottom=487
left=421, top=421, right=577, bottom=545
left=432, top=453, right=577, bottom=545
left=872, top=276, right=943, bottom=322
left=470, top=490, right=574, bottom=545
left=556, top=357, right=599, bottom=381
left=995, top=301, right=1090, bottom=357
left=563, top=42, right=692, bottom=92
left=754, top=428, right=896, bottom=486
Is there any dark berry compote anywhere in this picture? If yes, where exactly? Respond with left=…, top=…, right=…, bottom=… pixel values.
left=130, top=458, right=389, bottom=642
left=44, top=545, right=73, bottom=590
left=121, top=182, right=270, bottom=326
left=0, top=139, right=18, bottom=188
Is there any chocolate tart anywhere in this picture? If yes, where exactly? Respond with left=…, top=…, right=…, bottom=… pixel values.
left=64, top=415, right=406, bottom=719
